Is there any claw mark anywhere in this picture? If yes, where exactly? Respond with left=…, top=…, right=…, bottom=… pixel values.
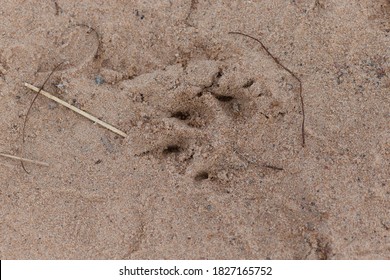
left=195, top=171, right=209, bottom=181
left=163, top=145, right=181, bottom=154
left=171, top=111, right=190, bottom=120
left=214, top=94, right=234, bottom=102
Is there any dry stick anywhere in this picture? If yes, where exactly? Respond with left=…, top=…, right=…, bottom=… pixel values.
left=0, top=153, right=49, bottom=167
left=21, top=62, right=64, bottom=173
left=24, top=83, right=128, bottom=138
left=228, top=31, right=306, bottom=147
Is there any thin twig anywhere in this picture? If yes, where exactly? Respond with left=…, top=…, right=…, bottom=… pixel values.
left=0, top=152, right=49, bottom=167
left=24, top=83, right=128, bottom=138
left=263, top=164, right=284, bottom=171
left=229, top=31, right=306, bottom=147
left=21, top=62, right=63, bottom=173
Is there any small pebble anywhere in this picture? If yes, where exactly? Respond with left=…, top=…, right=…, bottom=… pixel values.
left=95, top=75, right=105, bottom=85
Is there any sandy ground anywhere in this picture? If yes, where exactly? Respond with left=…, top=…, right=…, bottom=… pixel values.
left=0, top=0, right=389, bottom=259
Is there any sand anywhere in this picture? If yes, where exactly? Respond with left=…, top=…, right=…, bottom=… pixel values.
left=0, top=0, right=389, bottom=259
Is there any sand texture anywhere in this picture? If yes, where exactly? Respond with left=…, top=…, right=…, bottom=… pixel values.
left=0, top=0, right=389, bottom=259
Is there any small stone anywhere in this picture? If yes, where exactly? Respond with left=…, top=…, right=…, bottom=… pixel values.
left=56, top=83, right=66, bottom=90
left=95, top=75, right=105, bottom=85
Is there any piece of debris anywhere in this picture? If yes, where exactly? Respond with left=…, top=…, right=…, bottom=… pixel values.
left=24, top=83, right=127, bottom=137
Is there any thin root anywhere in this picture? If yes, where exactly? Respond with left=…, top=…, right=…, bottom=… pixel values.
left=21, top=62, right=64, bottom=174
left=229, top=31, right=306, bottom=147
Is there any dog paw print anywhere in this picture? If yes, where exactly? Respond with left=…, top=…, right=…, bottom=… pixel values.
left=122, top=59, right=292, bottom=186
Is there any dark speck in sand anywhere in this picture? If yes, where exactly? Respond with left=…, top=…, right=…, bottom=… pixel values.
left=95, top=75, right=105, bottom=85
